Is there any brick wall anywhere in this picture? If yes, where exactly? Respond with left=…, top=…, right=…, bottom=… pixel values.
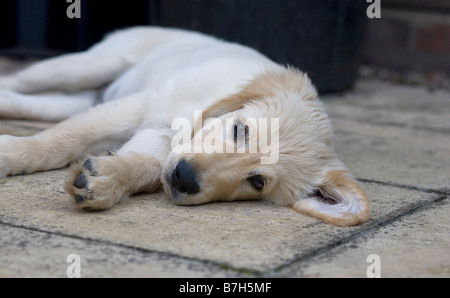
left=363, top=0, right=450, bottom=74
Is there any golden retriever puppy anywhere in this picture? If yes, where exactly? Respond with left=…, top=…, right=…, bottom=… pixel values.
left=0, top=27, right=369, bottom=226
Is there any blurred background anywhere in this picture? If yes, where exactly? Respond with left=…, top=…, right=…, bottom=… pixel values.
left=0, top=0, right=449, bottom=93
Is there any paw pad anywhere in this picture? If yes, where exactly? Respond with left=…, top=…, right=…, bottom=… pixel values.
left=74, top=194, right=87, bottom=203
left=73, top=172, right=88, bottom=189
left=82, top=159, right=97, bottom=175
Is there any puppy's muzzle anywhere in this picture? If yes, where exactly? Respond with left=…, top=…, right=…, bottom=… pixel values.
left=171, top=160, right=200, bottom=195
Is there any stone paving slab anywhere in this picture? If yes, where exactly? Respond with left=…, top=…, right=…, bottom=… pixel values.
left=332, top=118, right=450, bottom=192
left=323, top=80, right=450, bottom=133
left=0, top=120, right=54, bottom=136
left=0, top=168, right=443, bottom=275
left=274, top=198, right=450, bottom=278
left=323, top=80, right=450, bottom=193
left=0, top=224, right=247, bottom=278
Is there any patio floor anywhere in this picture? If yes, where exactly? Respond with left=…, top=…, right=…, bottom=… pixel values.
left=0, top=58, right=449, bottom=277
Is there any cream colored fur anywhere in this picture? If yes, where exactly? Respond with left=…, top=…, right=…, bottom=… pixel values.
left=0, top=27, right=370, bottom=226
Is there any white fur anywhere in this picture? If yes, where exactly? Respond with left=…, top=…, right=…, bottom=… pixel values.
left=0, top=27, right=370, bottom=226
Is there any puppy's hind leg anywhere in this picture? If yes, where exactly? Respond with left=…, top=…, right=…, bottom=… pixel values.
left=0, top=89, right=97, bottom=121
left=5, top=28, right=156, bottom=94
left=7, top=51, right=129, bottom=94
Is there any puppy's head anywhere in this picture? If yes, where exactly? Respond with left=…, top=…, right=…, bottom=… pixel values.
left=162, top=67, right=370, bottom=226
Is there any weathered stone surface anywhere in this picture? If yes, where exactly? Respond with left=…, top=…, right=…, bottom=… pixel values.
left=275, top=198, right=449, bottom=278
left=323, top=80, right=450, bottom=193
left=331, top=118, right=450, bottom=192
left=323, top=80, right=450, bottom=133
left=0, top=224, right=248, bottom=278
left=0, top=169, right=442, bottom=273
left=0, top=120, right=54, bottom=136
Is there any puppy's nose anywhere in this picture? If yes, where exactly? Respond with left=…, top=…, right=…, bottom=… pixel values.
left=171, top=160, right=200, bottom=195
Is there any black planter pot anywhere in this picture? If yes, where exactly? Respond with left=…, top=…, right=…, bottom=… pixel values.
left=0, top=0, right=367, bottom=93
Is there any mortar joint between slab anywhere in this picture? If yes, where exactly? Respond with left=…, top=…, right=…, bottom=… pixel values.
left=264, top=194, right=448, bottom=277
left=0, top=220, right=262, bottom=277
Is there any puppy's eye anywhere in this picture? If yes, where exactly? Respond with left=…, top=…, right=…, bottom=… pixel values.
left=248, top=175, right=266, bottom=191
left=234, top=122, right=249, bottom=143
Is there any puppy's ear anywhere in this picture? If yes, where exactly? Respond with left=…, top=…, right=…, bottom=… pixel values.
left=293, top=170, right=370, bottom=226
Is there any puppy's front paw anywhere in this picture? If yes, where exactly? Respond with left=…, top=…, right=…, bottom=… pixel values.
left=65, top=155, right=126, bottom=211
